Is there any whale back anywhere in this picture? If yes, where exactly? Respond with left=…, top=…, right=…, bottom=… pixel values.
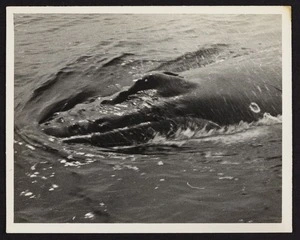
left=161, top=50, right=282, bottom=124
left=182, top=49, right=281, bottom=89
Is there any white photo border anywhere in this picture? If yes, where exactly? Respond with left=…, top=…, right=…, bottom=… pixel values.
left=6, top=6, right=292, bottom=233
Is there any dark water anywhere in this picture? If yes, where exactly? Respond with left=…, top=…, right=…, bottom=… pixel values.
left=14, top=14, right=282, bottom=223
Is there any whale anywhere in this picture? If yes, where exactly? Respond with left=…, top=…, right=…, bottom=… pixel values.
left=42, top=49, right=282, bottom=147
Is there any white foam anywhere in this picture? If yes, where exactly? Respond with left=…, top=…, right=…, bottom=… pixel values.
left=148, top=113, right=281, bottom=146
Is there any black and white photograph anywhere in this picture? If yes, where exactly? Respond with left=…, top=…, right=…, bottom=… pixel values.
left=6, top=6, right=292, bottom=233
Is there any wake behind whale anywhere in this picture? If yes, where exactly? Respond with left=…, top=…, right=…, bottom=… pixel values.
left=41, top=48, right=282, bottom=148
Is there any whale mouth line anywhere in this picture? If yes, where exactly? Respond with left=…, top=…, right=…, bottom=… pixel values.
left=58, top=112, right=282, bottom=149
left=58, top=117, right=221, bottom=148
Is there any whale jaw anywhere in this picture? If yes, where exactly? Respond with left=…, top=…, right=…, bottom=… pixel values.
left=60, top=117, right=220, bottom=148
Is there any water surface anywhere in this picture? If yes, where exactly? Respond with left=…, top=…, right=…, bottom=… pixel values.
left=14, top=14, right=282, bottom=223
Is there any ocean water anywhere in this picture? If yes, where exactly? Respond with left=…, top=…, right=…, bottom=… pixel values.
left=13, top=14, right=282, bottom=223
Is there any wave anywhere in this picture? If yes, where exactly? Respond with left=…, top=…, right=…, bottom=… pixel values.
left=30, top=53, right=135, bottom=101
left=23, top=52, right=141, bottom=124
left=153, top=43, right=229, bottom=72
